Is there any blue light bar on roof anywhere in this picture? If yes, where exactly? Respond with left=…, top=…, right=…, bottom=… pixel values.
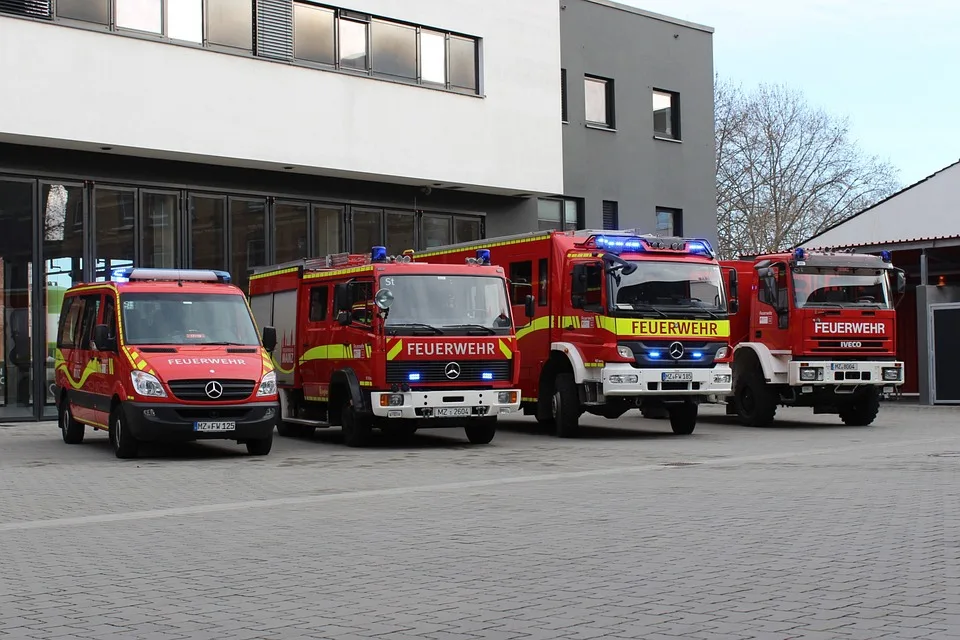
left=881, top=250, right=892, bottom=263
left=110, top=268, right=231, bottom=284
left=594, top=235, right=645, bottom=253
left=476, top=249, right=491, bottom=265
left=794, top=247, right=806, bottom=261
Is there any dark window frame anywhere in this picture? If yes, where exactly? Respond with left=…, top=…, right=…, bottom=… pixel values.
left=652, top=88, right=681, bottom=140
left=602, top=200, right=619, bottom=231
left=560, top=68, right=568, bottom=123
left=308, top=285, right=329, bottom=322
left=655, top=207, right=683, bottom=236
left=584, top=74, right=615, bottom=129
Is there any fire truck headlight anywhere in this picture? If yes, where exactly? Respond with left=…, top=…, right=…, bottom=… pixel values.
left=799, top=367, right=823, bottom=382
left=256, top=371, right=277, bottom=397
left=616, top=345, right=634, bottom=359
left=498, top=391, right=518, bottom=404
left=882, top=367, right=902, bottom=381
left=716, top=346, right=730, bottom=360
left=130, top=371, right=166, bottom=398
left=609, top=374, right=639, bottom=384
left=380, top=394, right=405, bottom=407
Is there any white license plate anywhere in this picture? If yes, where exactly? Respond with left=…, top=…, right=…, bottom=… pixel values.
left=434, top=408, right=472, bottom=418
left=831, top=363, right=858, bottom=371
left=194, top=421, right=236, bottom=432
left=662, top=372, right=694, bottom=382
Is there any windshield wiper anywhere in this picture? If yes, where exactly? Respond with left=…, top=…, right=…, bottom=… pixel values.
left=387, top=322, right=444, bottom=335
left=626, top=303, right=669, bottom=319
left=682, top=300, right=721, bottom=319
left=202, top=341, right=250, bottom=346
left=441, top=324, right=497, bottom=335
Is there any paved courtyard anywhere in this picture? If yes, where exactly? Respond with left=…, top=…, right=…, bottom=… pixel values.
left=1, top=403, right=958, bottom=639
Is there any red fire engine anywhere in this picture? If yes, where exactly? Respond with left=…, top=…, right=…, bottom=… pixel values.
left=722, top=248, right=906, bottom=426
left=247, top=247, right=522, bottom=447
left=415, top=230, right=737, bottom=436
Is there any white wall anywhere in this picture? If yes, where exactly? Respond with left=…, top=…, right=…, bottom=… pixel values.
left=0, top=0, right=563, bottom=195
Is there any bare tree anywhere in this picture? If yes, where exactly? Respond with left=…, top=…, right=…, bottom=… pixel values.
left=715, top=77, right=900, bottom=259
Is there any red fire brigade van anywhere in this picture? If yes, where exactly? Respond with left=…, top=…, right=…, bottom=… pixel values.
left=722, top=248, right=906, bottom=426
left=415, top=230, right=737, bottom=436
left=53, top=268, right=280, bottom=458
left=247, top=247, right=522, bottom=447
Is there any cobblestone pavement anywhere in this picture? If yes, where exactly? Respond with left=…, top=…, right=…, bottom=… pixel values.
left=1, top=403, right=959, bottom=639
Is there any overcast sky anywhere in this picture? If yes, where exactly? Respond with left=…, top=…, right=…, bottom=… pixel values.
left=623, top=0, right=960, bottom=186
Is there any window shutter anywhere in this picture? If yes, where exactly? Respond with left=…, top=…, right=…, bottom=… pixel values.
left=602, top=201, right=618, bottom=231
left=0, top=0, right=51, bottom=18
left=256, top=0, right=294, bottom=60
left=561, top=69, right=568, bottom=122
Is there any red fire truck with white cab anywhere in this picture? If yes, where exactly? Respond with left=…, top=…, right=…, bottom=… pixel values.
left=247, top=247, right=522, bottom=447
left=723, top=248, right=906, bottom=426
left=416, top=230, right=737, bottom=436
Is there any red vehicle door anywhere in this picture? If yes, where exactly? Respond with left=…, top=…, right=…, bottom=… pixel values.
left=87, top=292, right=120, bottom=428
left=328, top=278, right=376, bottom=390
left=70, top=292, right=102, bottom=425
left=753, top=261, right=791, bottom=352
left=300, top=282, right=332, bottom=402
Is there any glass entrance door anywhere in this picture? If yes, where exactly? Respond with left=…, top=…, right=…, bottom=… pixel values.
left=0, top=178, right=35, bottom=419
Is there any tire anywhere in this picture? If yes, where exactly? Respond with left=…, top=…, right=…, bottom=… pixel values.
left=838, top=387, right=881, bottom=426
left=246, top=431, right=274, bottom=455
left=276, top=421, right=302, bottom=437
left=110, top=406, right=139, bottom=459
left=734, top=370, right=778, bottom=427
left=59, top=399, right=85, bottom=444
left=552, top=373, right=581, bottom=438
left=341, top=401, right=372, bottom=448
left=668, top=403, right=698, bottom=435
left=464, top=418, right=497, bottom=444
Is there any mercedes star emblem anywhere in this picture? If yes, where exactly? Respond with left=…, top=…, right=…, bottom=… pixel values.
left=205, top=380, right=224, bottom=399
left=444, top=362, right=462, bottom=380
left=669, top=342, right=685, bottom=360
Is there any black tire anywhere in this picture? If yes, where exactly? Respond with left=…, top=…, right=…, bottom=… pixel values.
left=246, top=431, right=274, bottom=455
left=110, top=406, right=139, bottom=459
left=59, top=399, right=85, bottom=444
left=838, top=387, right=881, bottom=426
left=552, top=373, right=581, bottom=438
left=668, top=403, right=698, bottom=435
left=341, top=401, right=372, bottom=447
left=734, top=370, right=778, bottom=427
left=465, top=418, right=497, bottom=444
left=276, top=421, right=302, bottom=437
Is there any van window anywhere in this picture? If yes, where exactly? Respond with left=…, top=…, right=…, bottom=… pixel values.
left=509, top=261, right=533, bottom=305
left=309, top=286, right=328, bottom=322
left=101, top=295, right=118, bottom=346
left=57, top=297, right=82, bottom=348
left=76, top=294, right=102, bottom=350
left=538, top=258, right=548, bottom=306
left=349, top=281, right=374, bottom=326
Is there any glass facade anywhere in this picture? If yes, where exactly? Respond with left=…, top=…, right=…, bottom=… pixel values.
left=0, top=170, right=484, bottom=421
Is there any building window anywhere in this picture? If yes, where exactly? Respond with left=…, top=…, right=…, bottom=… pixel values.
left=371, top=18, right=417, bottom=81
left=653, top=89, right=680, bottom=140
left=57, top=0, right=108, bottom=25
left=449, top=35, right=478, bottom=93
left=560, top=68, right=568, bottom=122
left=602, top=200, right=618, bottom=231
left=656, top=207, right=683, bottom=236
left=339, top=15, right=368, bottom=70
left=585, top=75, right=614, bottom=128
left=294, top=3, right=335, bottom=65
left=538, top=198, right=578, bottom=232
left=420, top=30, right=446, bottom=85
left=116, top=0, right=161, bottom=33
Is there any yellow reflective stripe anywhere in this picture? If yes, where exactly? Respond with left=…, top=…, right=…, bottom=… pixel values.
left=303, top=265, right=374, bottom=280
left=271, top=354, right=295, bottom=374
left=57, top=359, right=100, bottom=390
left=299, top=344, right=358, bottom=363
left=386, top=340, right=404, bottom=361
left=249, top=266, right=300, bottom=281
left=596, top=317, right=731, bottom=338
left=365, top=344, right=372, bottom=358
left=137, top=360, right=148, bottom=370
left=521, top=397, right=538, bottom=403
left=584, top=362, right=604, bottom=368
left=415, top=234, right=552, bottom=259
left=497, top=339, right=513, bottom=359
left=516, top=315, right=552, bottom=340
left=359, top=381, right=373, bottom=387
left=77, top=418, right=109, bottom=429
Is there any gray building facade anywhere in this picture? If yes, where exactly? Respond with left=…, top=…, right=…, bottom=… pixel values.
left=552, top=0, right=716, bottom=245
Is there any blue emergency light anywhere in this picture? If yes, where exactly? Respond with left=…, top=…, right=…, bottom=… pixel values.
left=648, top=351, right=662, bottom=360
left=692, top=351, right=703, bottom=359
left=881, top=250, right=892, bottom=263
left=481, top=372, right=494, bottom=381
left=594, top=235, right=644, bottom=252
left=408, top=372, right=421, bottom=382
left=476, top=249, right=491, bottom=265
left=794, top=247, right=806, bottom=261
left=371, top=246, right=388, bottom=263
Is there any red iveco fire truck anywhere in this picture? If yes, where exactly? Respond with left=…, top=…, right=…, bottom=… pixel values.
left=247, top=246, right=522, bottom=447
left=415, top=230, right=737, bottom=436
left=722, top=247, right=906, bottom=427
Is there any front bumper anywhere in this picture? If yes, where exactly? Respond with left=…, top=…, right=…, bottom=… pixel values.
left=601, top=363, right=733, bottom=396
left=122, top=401, right=278, bottom=442
left=371, top=389, right=521, bottom=419
left=789, top=361, right=905, bottom=386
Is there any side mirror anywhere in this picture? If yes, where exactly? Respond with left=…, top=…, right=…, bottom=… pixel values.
left=337, top=310, right=352, bottom=326
left=261, top=326, right=277, bottom=353
left=334, top=283, right=351, bottom=312
left=524, top=295, right=536, bottom=319
left=727, top=268, right=739, bottom=314
left=93, top=324, right=115, bottom=351
left=894, top=268, right=906, bottom=295
left=729, top=300, right=740, bottom=315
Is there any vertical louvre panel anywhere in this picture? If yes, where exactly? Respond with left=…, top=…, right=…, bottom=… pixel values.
left=0, top=0, right=51, bottom=18
left=256, top=0, right=293, bottom=60
left=602, top=200, right=618, bottom=231
left=561, top=69, right=568, bottom=122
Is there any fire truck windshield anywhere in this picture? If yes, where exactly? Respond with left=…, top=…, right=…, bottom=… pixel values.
left=792, top=267, right=892, bottom=309
left=120, top=293, right=261, bottom=345
left=381, top=274, right=512, bottom=334
left=610, top=261, right=726, bottom=314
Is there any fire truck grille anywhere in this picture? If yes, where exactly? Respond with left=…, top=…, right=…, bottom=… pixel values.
left=167, top=379, right=257, bottom=401
left=386, top=361, right=511, bottom=383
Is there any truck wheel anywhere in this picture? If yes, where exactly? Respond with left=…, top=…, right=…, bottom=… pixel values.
left=838, top=388, right=881, bottom=426
left=59, top=400, right=85, bottom=444
left=246, top=431, right=273, bottom=455
left=465, top=418, right=497, bottom=444
left=341, top=401, right=372, bottom=447
left=668, top=403, right=698, bottom=435
left=110, top=407, right=139, bottom=459
left=552, top=373, right=581, bottom=438
left=735, top=371, right=778, bottom=427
